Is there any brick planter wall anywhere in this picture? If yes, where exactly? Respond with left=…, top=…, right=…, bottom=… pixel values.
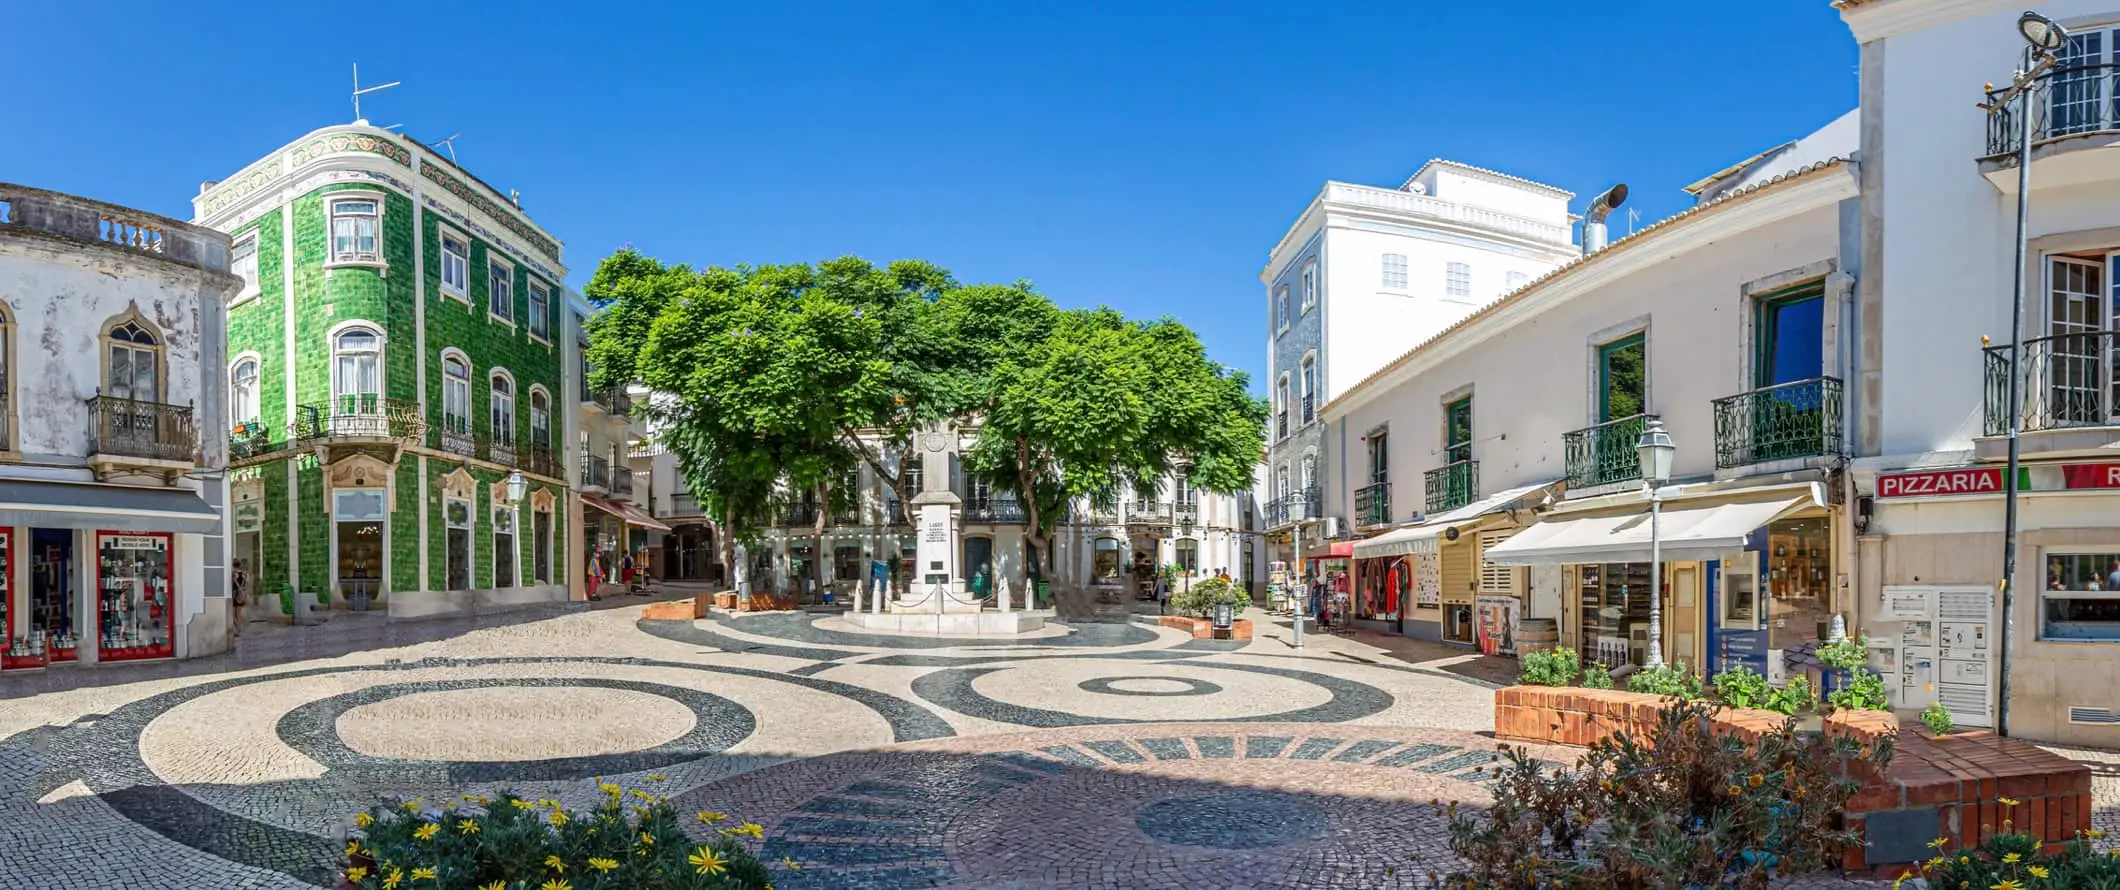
left=1493, top=686, right=2092, bottom=876
left=641, top=593, right=711, bottom=621
left=1156, top=616, right=1253, bottom=639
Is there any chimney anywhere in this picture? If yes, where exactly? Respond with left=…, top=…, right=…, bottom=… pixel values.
left=198, top=181, right=220, bottom=196
left=1581, top=184, right=1629, bottom=255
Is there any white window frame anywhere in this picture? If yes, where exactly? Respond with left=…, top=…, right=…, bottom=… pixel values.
left=439, top=228, right=471, bottom=301
left=490, top=369, right=516, bottom=445
left=442, top=351, right=472, bottom=435
left=1381, top=253, right=1407, bottom=291
left=1300, top=259, right=1317, bottom=311
left=527, top=278, right=551, bottom=341
left=2040, top=547, right=2120, bottom=642
left=493, top=503, right=520, bottom=589
left=329, top=323, right=384, bottom=409
left=488, top=260, right=514, bottom=325
left=1276, top=373, right=1291, bottom=439
left=1446, top=261, right=1472, bottom=299
left=230, top=356, right=261, bottom=428
left=231, top=232, right=261, bottom=305
left=326, top=193, right=384, bottom=266
left=1299, top=352, right=1316, bottom=423
left=529, top=386, right=552, bottom=452
left=1276, top=285, right=1290, bottom=334
left=444, top=496, right=473, bottom=590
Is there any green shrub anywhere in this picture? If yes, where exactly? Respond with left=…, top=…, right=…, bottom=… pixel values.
left=1825, top=667, right=1890, bottom=712
left=1814, top=634, right=1868, bottom=671
left=1710, top=665, right=1770, bottom=710
left=1580, top=663, right=1614, bottom=689
left=1431, top=697, right=1892, bottom=889
left=1516, top=647, right=1581, bottom=687
left=1921, top=701, right=1954, bottom=736
left=1625, top=662, right=1702, bottom=700
left=1170, top=576, right=1246, bottom=619
left=346, top=784, right=775, bottom=890
left=1762, top=674, right=1815, bottom=716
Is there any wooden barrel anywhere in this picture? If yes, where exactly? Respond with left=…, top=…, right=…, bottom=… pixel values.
left=1517, top=618, right=1559, bottom=656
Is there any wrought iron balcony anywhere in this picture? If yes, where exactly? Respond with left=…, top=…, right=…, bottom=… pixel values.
left=1126, top=500, right=1173, bottom=525
left=294, top=396, right=424, bottom=443
left=1424, top=460, right=1478, bottom=514
left=1174, top=498, right=1199, bottom=527
left=1983, top=62, right=2120, bottom=160
left=1302, top=393, right=1314, bottom=424
left=779, top=502, right=819, bottom=526
left=1985, top=332, right=2120, bottom=434
left=1712, top=377, right=1843, bottom=468
left=229, top=420, right=278, bottom=462
left=1564, top=414, right=1653, bottom=488
left=522, top=444, right=562, bottom=479
left=1353, top=482, right=1391, bottom=528
left=966, top=494, right=1027, bottom=523
left=1265, top=486, right=1320, bottom=528
left=580, top=452, right=610, bottom=490
left=610, top=467, right=635, bottom=498
left=669, top=492, right=704, bottom=517
left=439, top=427, right=477, bottom=457
left=588, top=386, right=631, bottom=417
left=87, top=394, right=196, bottom=463
left=485, top=437, right=517, bottom=467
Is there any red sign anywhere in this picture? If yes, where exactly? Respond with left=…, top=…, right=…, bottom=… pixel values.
left=2061, top=463, right=2120, bottom=489
left=1876, top=468, right=2003, bottom=498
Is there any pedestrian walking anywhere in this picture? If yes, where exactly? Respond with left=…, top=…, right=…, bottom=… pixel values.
left=587, top=553, right=603, bottom=601
left=230, top=559, right=249, bottom=637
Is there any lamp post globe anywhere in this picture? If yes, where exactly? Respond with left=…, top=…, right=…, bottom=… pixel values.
left=1635, top=418, right=1674, bottom=487
left=2018, top=11, right=2067, bottom=52
left=1635, top=418, right=1675, bottom=670
left=505, top=470, right=528, bottom=504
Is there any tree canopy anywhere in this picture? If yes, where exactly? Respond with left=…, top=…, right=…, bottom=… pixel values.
left=583, top=248, right=1266, bottom=582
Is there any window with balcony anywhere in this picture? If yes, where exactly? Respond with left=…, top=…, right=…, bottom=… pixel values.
left=2044, top=550, right=2120, bottom=641
left=490, top=370, right=516, bottom=446
left=1276, top=373, right=1291, bottom=440
left=1563, top=332, right=1651, bottom=487
left=442, top=353, right=472, bottom=438
left=1300, top=353, right=1316, bottom=423
left=1276, top=285, right=1290, bottom=333
left=1301, top=259, right=1317, bottom=311
left=1599, top=332, right=1646, bottom=420
left=530, top=388, right=551, bottom=451
left=1275, top=464, right=1289, bottom=504
left=440, top=231, right=469, bottom=298
left=1300, top=454, right=1315, bottom=494
left=528, top=280, right=550, bottom=340
left=106, top=319, right=160, bottom=402
left=328, top=196, right=381, bottom=264
left=230, top=358, right=260, bottom=428
left=489, top=261, right=514, bottom=323
left=1445, top=262, right=1471, bottom=299
left=1999, top=254, right=2120, bottom=431
left=1381, top=253, right=1407, bottom=290
left=231, top=233, right=259, bottom=303
left=1716, top=283, right=1838, bottom=467
left=1444, top=396, right=1472, bottom=464
left=1356, top=430, right=1390, bottom=527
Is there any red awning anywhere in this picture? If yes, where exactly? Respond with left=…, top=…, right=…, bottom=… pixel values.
left=583, top=495, right=672, bottom=533
left=1303, top=540, right=1356, bottom=559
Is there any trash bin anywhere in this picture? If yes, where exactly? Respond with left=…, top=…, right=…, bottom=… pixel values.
left=1036, top=580, right=1050, bottom=609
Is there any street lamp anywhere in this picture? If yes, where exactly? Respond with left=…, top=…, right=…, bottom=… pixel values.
left=505, top=470, right=528, bottom=504
left=1991, top=9, right=2068, bottom=738
left=1635, top=418, right=1675, bottom=670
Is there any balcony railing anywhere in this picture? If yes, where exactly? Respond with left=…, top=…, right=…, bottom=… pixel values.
left=229, top=421, right=278, bottom=461
left=1301, top=393, right=1314, bottom=424
left=522, top=444, right=561, bottom=479
left=580, top=453, right=610, bottom=490
left=1174, top=499, right=1199, bottom=527
left=1985, top=332, right=2120, bottom=434
left=669, top=492, right=704, bottom=517
left=1424, top=460, right=1478, bottom=514
left=88, top=395, right=196, bottom=463
left=294, top=396, right=424, bottom=443
left=1265, top=486, right=1320, bottom=528
left=610, top=467, right=635, bottom=498
left=1276, top=411, right=1288, bottom=439
left=439, top=427, right=477, bottom=457
left=485, top=436, right=517, bottom=467
left=1563, top=414, right=1653, bottom=488
left=590, top=386, right=631, bottom=417
left=780, top=502, right=819, bottom=526
left=1353, top=481, right=1391, bottom=528
left=967, top=494, right=1027, bottom=523
left=1126, top=500, right=1172, bottom=525
left=1319, top=182, right=1571, bottom=245
left=1712, top=377, right=1843, bottom=468
left=1984, top=62, right=2120, bottom=159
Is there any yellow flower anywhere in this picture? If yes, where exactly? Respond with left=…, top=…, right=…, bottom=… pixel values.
left=1928, top=856, right=1946, bottom=869
left=401, top=798, right=423, bottom=813
left=588, top=857, right=619, bottom=873
left=346, top=867, right=369, bottom=882
left=545, top=854, right=566, bottom=873
left=457, top=819, right=480, bottom=835
left=512, top=799, right=537, bottom=810
left=411, top=866, right=437, bottom=881
left=539, top=798, right=560, bottom=809
left=696, top=810, right=727, bottom=824
left=461, top=794, right=481, bottom=802
left=1993, top=880, right=2023, bottom=890
left=647, top=773, right=668, bottom=782
left=549, top=810, right=570, bottom=826
left=354, top=812, right=375, bottom=828
left=1928, top=837, right=1949, bottom=849
left=2029, top=866, right=2051, bottom=879
left=383, top=868, right=405, bottom=890
left=481, top=883, right=505, bottom=890
left=737, top=821, right=766, bottom=839
left=1726, top=785, right=1742, bottom=796
left=2088, top=828, right=2109, bottom=839
left=689, top=846, right=727, bottom=876
left=2002, top=852, right=2022, bottom=864
left=1747, top=774, right=1764, bottom=788
left=345, top=840, right=362, bottom=858
left=540, top=881, right=572, bottom=890
left=1999, top=797, right=2022, bottom=808
left=629, top=790, right=656, bottom=801
left=637, top=833, right=656, bottom=847
left=599, top=783, right=622, bottom=797
left=413, top=823, right=439, bottom=841
left=781, top=857, right=803, bottom=871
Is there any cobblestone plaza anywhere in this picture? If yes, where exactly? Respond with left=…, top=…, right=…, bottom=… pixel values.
left=1, top=601, right=2113, bottom=889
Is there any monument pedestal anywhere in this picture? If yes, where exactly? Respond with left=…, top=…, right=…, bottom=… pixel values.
left=841, top=609, right=1046, bottom=636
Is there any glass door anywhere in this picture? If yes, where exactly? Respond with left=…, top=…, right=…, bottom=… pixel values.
left=2049, top=257, right=2104, bottom=425
left=1753, top=286, right=1828, bottom=461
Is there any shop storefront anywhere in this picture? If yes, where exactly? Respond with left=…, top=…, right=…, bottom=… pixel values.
left=1350, top=482, right=1555, bottom=643
left=1486, top=481, right=1837, bottom=674
left=1859, top=460, right=2120, bottom=743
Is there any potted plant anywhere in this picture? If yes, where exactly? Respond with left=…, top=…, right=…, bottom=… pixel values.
left=1920, top=701, right=1954, bottom=739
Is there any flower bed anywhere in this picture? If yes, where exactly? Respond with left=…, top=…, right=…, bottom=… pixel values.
left=1492, top=685, right=2092, bottom=875
left=1155, top=615, right=1252, bottom=639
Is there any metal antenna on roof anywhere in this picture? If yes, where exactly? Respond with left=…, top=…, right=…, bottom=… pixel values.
left=350, top=62, right=401, bottom=125
left=1627, top=207, right=1640, bottom=236
left=432, top=133, right=461, bottom=162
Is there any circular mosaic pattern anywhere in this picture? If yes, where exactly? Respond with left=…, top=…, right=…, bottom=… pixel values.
left=1078, top=676, right=1223, bottom=697
left=1136, top=790, right=1329, bottom=849
left=912, top=659, right=1392, bottom=727
left=278, top=678, right=753, bottom=782
left=338, top=686, right=696, bottom=761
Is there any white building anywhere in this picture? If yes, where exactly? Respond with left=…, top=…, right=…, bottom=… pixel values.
left=0, top=184, right=239, bottom=668
left=1839, top=0, right=2120, bottom=745
left=1259, top=161, right=1580, bottom=567
left=572, top=302, right=664, bottom=599
left=1319, top=119, right=1860, bottom=659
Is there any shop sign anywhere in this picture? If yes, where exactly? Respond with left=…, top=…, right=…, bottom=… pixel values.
left=2060, top=463, right=2120, bottom=489
left=1876, top=468, right=2002, bottom=499
left=102, top=535, right=168, bottom=551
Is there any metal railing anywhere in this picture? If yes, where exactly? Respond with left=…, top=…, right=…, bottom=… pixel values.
left=1424, top=460, right=1478, bottom=514
left=522, top=444, right=562, bottom=479
left=580, top=453, right=610, bottom=490
left=1301, top=393, right=1314, bottom=424
left=610, top=467, right=635, bottom=498
left=590, top=386, right=631, bottom=417
left=669, top=492, right=704, bottom=517
left=1353, top=481, right=1391, bottom=528
left=967, top=494, right=1027, bottom=523
left=1174, top=498, right=1199, bottom=527
left=87, top=394, right=196, bottom=463
left=1712, top=377, right=1843, bottom=468
left=485, top=436, right=517, bottom=467
left=1984, top=62, right=2120, bottom=159
left=294, top=396, right=424, bottom=442
left=1126, top=500, right=1172, bottom=525
left=780, top=502, right=819, bottom=526
left=1265, top=487, right=1320, bottom=528
left=1319, top=182, right=1571, bottom=245
left=1276, top=411, right=1288, bottom=439
left=1563, top=413, right=1653, bottom=488
left=439, top=427, right=477, bottom=457
left=1985, top=332, right=2120, bottom=434
left=229, top=420, right=277, bottom=461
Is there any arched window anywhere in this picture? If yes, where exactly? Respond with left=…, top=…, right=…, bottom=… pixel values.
left=331, top=326, right=382, bottom=412
left=442, top=353, right=471, bottom=440
left=230, top=358, right=260, bottom=427
left=1300, top=454, right=1316, bottom=494
left=490, top=371, right=516, bottom=445
left=106, top=318, right=160, bottom=402
left=529, top=387, right=551, bottom=452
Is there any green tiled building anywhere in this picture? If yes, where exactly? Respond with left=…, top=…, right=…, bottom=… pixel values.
left=194, top=124, right=574, bottom=614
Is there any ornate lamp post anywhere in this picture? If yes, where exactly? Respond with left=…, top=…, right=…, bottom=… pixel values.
left=1635, top=418, right=1676, bottom=670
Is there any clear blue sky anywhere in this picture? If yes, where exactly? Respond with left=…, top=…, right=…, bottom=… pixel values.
left=1, top=3, right=1855, bottom=390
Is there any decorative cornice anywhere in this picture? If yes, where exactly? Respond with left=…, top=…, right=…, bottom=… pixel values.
left=1322, top=158, right=1857, bottom=420
left=1836, top=0, right=2016, bottom=45
left=417, top=162, right=560, bottom=264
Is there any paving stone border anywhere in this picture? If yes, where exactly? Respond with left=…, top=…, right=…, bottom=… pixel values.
left=1077, top=676, right=1223, bottom=697
left=908, top=661, right=1395, bottom=728
left=275, top=677, right=756, bottom=784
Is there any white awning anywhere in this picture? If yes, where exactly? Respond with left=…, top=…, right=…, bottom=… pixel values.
left=1352, top=480, right=1558, bottom=559
left=1481, top=494, right=1817, bottom=567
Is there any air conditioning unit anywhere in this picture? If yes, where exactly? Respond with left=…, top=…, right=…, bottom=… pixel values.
left=1321, top=516, right=1340, bottom=539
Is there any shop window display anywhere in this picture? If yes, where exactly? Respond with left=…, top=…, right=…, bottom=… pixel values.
left=1357, top=558, right=1402, bottom=622
left=0, top=532, right=28, bottom=669
left=1578, top=562, right=1652, bottom=668
left=97, top=532, right=174, bottom=661
left=23, top=529, right=77, bottom=664
left=2044, top=550, right=2120, bottom=641
left=1093, top=538, right=1122, bottom=583
left=1764, top=517, right=1832, bottom=651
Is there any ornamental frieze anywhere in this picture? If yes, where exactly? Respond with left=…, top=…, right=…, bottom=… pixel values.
left=416, top=163, right=562, bottom=264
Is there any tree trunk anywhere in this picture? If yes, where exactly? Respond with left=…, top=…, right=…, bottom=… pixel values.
left=719, top=504, right=739, bottom=594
